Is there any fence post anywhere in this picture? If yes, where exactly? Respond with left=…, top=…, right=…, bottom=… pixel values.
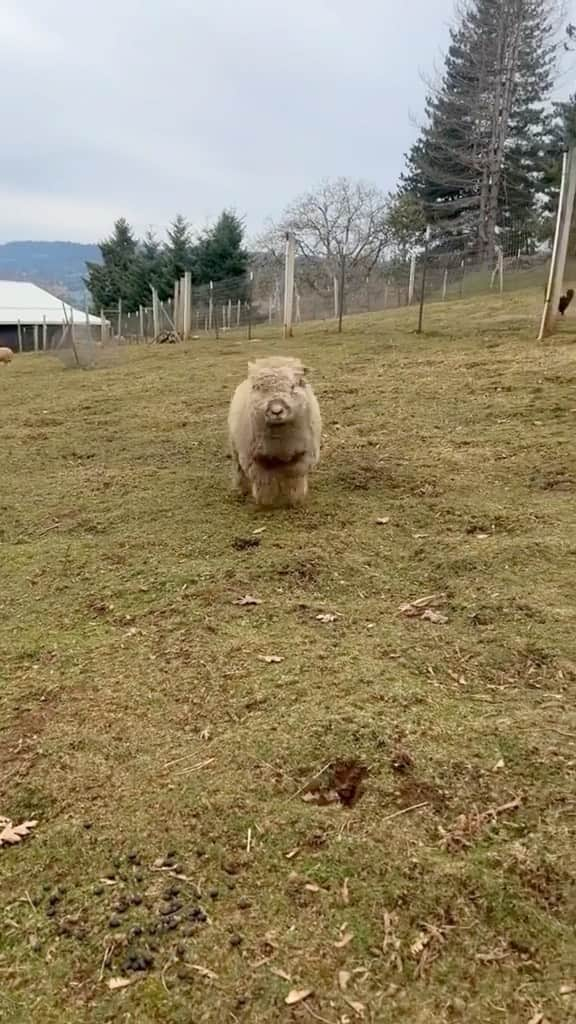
left=539, top=146, right=576, bottom=339
left=295, top=290, right=301, bottom=323
left=459, top=259, right=465, bottom=298
left=416, top=226, right=431, bottom=334
left=151, top=288, right=160, bottom=338
left=139, top=305, right=144, bottom=339
left=268, top=295, right=273, bottom=323
left=442, top=268, right=448, bottom=301
left=248, top=271, right=254, bottom=340
left=174, top=280, right=180, bottom=333
left=17, top=320, right=22, bottom=353
left=100, top=309, right=106, bottom=343
left=384, top=281, right=389, bottom=308
left=283, top=231, right=296, bottom=339
left=208, top=281, right=214, bottom=331
left=236, top=299, right=241, bottom=326
left=408, top=253, right=416, bottom=304
left=183, top=271, right=192, bottom=339
left=498, top=249, right=504, bottom=294
left=333, top=275, right=339, bottom=318
left=42, top=315, right=47, bottom=351
left=116, top=299, right=122, bottom=338
left=33, top=325, right=39, bottom=352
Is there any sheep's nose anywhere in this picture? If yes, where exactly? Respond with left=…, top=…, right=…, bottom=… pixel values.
left=269, top=402, right=284, bottom=417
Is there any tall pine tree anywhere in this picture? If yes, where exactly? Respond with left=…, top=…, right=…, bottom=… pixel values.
left=194, top=211, right=249, bottom=283
left=85, top=218, right=139, bottom=311
left=402, top=0, right=556, bottom=257
left=162, top=215, right=194, bottom=296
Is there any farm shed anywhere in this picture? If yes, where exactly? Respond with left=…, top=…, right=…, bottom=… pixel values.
left=0, top=280, right=103, bottom=352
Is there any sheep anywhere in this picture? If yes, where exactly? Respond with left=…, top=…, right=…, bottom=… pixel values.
left=228, top=356, right=321, bottom=507
left=0, top=347, right=14, bottom=365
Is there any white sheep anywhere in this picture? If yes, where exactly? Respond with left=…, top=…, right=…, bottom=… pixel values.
left=228, top=356, right=321, bottom=507
left=0, top=347, right=14, bottom=365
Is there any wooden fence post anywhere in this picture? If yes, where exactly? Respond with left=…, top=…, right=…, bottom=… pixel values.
left=283, top=232, right=296, bottom=339
left=539, top=145, right=576, bottom=339
left=42, top=315, right=47, bottom=351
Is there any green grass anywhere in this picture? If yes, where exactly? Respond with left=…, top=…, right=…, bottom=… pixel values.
left=1, top=292, right=576, bottom=1023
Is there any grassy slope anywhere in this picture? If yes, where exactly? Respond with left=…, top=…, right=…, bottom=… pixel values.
left=1, top=293, right=575, bottom=1023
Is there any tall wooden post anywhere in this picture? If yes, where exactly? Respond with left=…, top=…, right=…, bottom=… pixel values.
left=539, top=146, right=576, bottom=340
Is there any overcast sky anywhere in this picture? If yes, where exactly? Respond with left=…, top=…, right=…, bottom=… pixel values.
left=0, top=1, right=570, bottom=244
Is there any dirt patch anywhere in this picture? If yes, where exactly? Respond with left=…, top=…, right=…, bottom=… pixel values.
left=302, top=759, right=369, bottom=807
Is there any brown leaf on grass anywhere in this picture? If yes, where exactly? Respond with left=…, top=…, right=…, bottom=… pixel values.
left=375, top=517, right=391, bottom=525
left=399, top=594, right=447, bottom=621
left=0, top=817, right=38, bottom=847
left=421, top=609, right=449, bottom=625
left=285, top=988, right=314, bottom=1005
left=316, top=613, right=338, bottom=623
left=235, top=595, right=262, bottom=606
left=341, top=878, right=350, bottom=906
left=334, top=928, right=354, bottom=949
left=258, top=655, right=284, bottom=664
left=439, top=797, right=522, bottom=851
left=560, top=984, right=576, bottom=996
left=107, top=977, right=133, bottom=991
left=338, top=970, right=351, bottom=991
left=303, top=760, right=368, bottom=808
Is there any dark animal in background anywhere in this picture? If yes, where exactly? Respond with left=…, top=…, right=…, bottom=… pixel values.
left=558, top=289, right=574, bottom=316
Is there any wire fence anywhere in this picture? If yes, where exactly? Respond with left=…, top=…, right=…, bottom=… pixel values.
left=8, top=246, right=553, bottom=358
left=92, top=248, right=553, bottom=344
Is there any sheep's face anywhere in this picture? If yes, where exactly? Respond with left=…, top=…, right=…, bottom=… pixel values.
left=249, top=361, right=308, bottom=428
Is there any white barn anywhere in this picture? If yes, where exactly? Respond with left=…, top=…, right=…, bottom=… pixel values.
left=0, top=280, right=103, bottom=352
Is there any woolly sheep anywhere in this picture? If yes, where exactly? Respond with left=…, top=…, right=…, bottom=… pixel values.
left=228, top=356, right=321, bottom=507
left=0, top=347, right=14, bottom=365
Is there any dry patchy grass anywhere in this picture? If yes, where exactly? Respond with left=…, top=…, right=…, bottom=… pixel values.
left=1, top=292, right=576, bottom=1023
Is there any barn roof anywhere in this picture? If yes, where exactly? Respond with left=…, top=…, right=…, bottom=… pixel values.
left=0, top=280, right=103, bottom=325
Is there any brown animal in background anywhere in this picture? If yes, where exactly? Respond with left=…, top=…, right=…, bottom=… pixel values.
left=0, top=347, right=14, bottom=365
left=558, top=289, right=574, bottom=316
left=228, top=356, right=322, bottom=507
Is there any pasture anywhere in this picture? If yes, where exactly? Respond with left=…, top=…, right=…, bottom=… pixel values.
left=1, top=294, right=575, bottom=1023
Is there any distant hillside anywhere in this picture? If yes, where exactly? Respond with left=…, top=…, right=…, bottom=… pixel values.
left=0, top=241, right=101, bottom=305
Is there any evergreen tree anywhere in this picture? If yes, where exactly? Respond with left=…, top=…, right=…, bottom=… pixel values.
left=85, top=218, right=139, bottom=311
left=162, top=215, right=194, bottom=295
left=129, top=230, right=165, bottom=308
left=401, top=0, right=556, bottom=257
left=194, top=210, right=249, bottom=284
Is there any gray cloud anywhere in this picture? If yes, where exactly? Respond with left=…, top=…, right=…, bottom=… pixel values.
left=1, top=0, right=456, bottom=241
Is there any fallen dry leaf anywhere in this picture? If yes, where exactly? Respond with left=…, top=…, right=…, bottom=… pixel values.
left=399, top=593, right=446, bottom=619
left=493, top=757, right=505, bottom=771
left=334, top=928, right=354, bottom=949
left=235, top=595, right=262, bottom=606
left=0, top=817, right=38, bottom=848
left=316, top=613, right=338, bottom=623
left=343, top=997, right=366, bottom=1019
left=421, top=609, right=449, bottom=625
left=304, top=883, right=322, bottom=893
left=341, top=878, right=350, bottom=906
left=285, top=988, right=313, bottom=1006
left=560, top=984, right=576, bottom=996
left=258, top=655, right=284, bottom=664
left=270, top=967, right=292, bottom=982
left=410, top=931, right=433, bottom=958
left=375, top=516, right=391, bottom=525
left=338, top=970, right=351, bottom=991
left=253, top=526, right=267, bottom=535
left=107, top=977, right=133, bottom=991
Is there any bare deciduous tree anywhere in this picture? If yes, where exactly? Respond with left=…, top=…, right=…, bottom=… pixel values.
left=261, top=178, right=390, bottom=332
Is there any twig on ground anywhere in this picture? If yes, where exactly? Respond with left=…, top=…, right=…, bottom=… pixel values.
left=173, top=758, right=216, bottom=777
left=246, top=827, right=253, bottom=854
left=381, top=802, right=429, bottom=824
left=304, top=1004, right=339, bottom=1024
left=286, top=761, right=333, bottom=803
left=99, top=942, right=114, bottom=981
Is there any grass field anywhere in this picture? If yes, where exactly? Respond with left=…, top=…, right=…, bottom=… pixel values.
left=1, top=293, right=576, bottom=1023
